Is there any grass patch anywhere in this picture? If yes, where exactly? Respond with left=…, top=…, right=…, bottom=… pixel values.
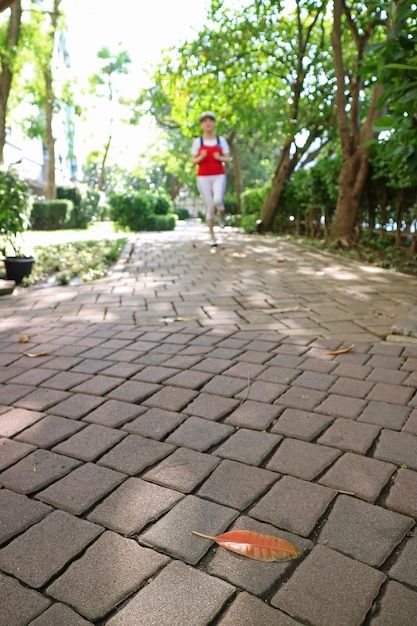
left=1, top=237, right=128, bottom=287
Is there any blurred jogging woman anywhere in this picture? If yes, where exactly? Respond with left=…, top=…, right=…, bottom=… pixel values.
left=191, top=111, right=230, bottom=246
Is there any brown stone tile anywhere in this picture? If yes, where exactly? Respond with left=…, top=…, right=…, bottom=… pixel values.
left=143, top=447, right=220, bottom=493
left=318, top=418, right=381, bottom=453
left=389, top=534, right=417, bottom=588
left=225, top=400, right=283, bottom=430
left=314, top=394, right=367, bottom=419
left=46, top=393, right=105, bottom=419
left=318, top=452, right=396, bottom=502
left=0, top=510, right=102, bottom=588
left=366, top=367, right=409, bottom=385
left=214, top=428, right=281, bottom=466
left=140, top=495, right=238, bottom=565
left=13, top=388, right=72, bottom=411
left=52, top=423, right=127, bottom=461
left=358, top=400, right=410, bottom=430
left=7, top=368, right=61, bottom=386
left=143, top=385, right=198, bottom=411
left=270, top=408, right=333, bottom=441
left=403, top=409, right=417, bottom=436
left=370, top=580, right=417, bottom=626
left=0, top=407, right=44, bottom=439
left=292, top=371, right=336, bottom=391
left=39, top=371, right=92, bottom=390
left=123, top=407, right=185, bottom=439
left=88, top=477, right=184, bottom=534
left=83, top=399, right=146, bottom=428
left=14, top=415, right=85, bottom=448
left=201, top=375, right=248, bottom=398
left=0, top=438, right=35, bottom=470
left=256, top=365, right=299, bottom=384
left=328, top=376, right=375, bottom=398
left=250, top=475, right=336, bottom=537
left=132, top=365, right=181, bottom=383
left=275, top=386, right=326, bottom=411
left=0, top=449, right=81, bottom=494
left=98, top=434, right=174, bottom=475
left=366, top=382, right=414, bottom=405
left=166, top=416, right=233, bottom=452
left=70, top=374, right=122, bottom=395
left=385, top=468, right=417, bottom=518
left=218, top=592, right=302, bottom=626
left=106, top=380, right=161, bottom=403
left=319, top=494, right=413, bottom=566
left=235, top=380, right=287, bottom=403
left=105, top=560, right=235, bottom=626
left=70, top=358, right=113, bottom=374
left=272, top=545, right=385, bottom=626
left=28, top=603, right=93, bottom=626
left=222, top=361, right=267, bottom=379
left=0, top=572, right=51, bottom=625
left=374, top=429, right=417, bottom=470
left=46, top=531, right=170, bottom=621
left=191, top=357, right=235, bottom=374
left=36, top=463, right=126, bottom=515
left=329, top=362, right=372, bottom=380
left=0, top=490, right=51, bottom=546
left=266, top=439, right=341, bottom=480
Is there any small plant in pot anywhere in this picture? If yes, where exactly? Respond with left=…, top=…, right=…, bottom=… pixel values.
left=0, top=167, right=35, bottom=284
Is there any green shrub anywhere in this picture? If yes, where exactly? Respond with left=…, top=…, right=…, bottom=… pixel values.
left=109, top=191, right=176, bottom=232
left=224, top=193, right=238, bottom=215
left=151, top=214, right=177, bottom=231
left=153, top=195, right=172, bottom=215
left=240, top=214, right=259, bottom=232
left=174, top=207, right=190, bottom=220
left=31, top=200, right=71, bottom=230
left=0, top=168, right=31, bottom=255
left=241, top=185, right=270, bottom=216
left=57, top=185, right=99, bottom=228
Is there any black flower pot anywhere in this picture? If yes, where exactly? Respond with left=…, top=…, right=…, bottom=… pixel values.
left=4, top=256, right=35, bottom=284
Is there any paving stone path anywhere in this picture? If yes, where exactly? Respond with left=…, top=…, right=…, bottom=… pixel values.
left=0, top=221, right=417, bottom=625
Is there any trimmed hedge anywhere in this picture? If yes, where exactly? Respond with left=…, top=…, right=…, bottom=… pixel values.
left=31, top=200, right=71, bottom=230
left=109, top=191, right=176, bottom=232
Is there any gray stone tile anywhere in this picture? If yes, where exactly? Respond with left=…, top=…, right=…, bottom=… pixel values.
left=389, top=534, right=417, bottom=588
left=266, top=439, right=341, bottom=480
left=370, top=580, right=417, bottom=626
left=107, top=380, right=162, bottom=403
left=123, top=408, right=186, bottom=439
left=36, top=463, right=126, bottom=515
left=0, top=449, right=81, bottom=494
left=52, top=423, right=127, bottom=461
left=0, top=438, right=35, bottom=470
left=0, top=572, right=51, bottom=626
left=0, top=407, right=44, bottom=437
left=28, top=603, right=93, bottom=626
left=272, top=545, right=385, bottom=626
left=250, top=475, right=336, bottom=537
left=218, top=591, right=303, bottom=625
left=214, top=428, right=281, bottom=465
left=143, top=385, right=198, bottom=411
left=14, top=388, right=72, bottom=411
left=198, top=459, right=277, bottom=511
left=385, top=468, right=417, bottom=518
left=225, top=400, right=283, bottom=430
left=98, top=434, right=174, bottom=475
left=106, top=560, right=235, bottom=626
left=319, top=495, right=413, bottom=566
left=374, top=429, right=417, bottom=470
left=143, top=447, right=220, bottom=493
left=0, top=510, right=102, bottom=588
left=88, top=477, right=184, bottom=535
left=45, top=393, right=105, bottom=419
left=166, top=416, right=234, bottom=451
left=14, top=415, right=85, bottom=448
left=270, top=408, right=333, bottom=441
left=140, top=495, right=238, bottom=565
left=318, top=418, right=380, bottom=454
left=83, top=399, right=146, bottom=428
left=0, top=490, right=51, bottom=546
left=184, top=393, right=240, bottom=420
left=358, top=400, right=410, bottom=430
left=46, top=531, right=170, bottom=621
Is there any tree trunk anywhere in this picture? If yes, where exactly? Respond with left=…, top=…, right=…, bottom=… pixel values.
left=44, top=0, right=60, bottom=200
left=97, top=124, right=112, bottom=191
left=228, top=135, right=241, bottom=214
left=260, top=143, right=292, bottom=231
left=0, top=0, right=21, bottom=163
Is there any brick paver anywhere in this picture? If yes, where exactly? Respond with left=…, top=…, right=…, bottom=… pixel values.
left=1, top=223, right=417, bottom=625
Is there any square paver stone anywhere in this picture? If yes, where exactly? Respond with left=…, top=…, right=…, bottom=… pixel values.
left=217, top=591, right=303, bottom=626
left=143, top=447, right=220, bottom=493
left=45, top=393, right=105, bottom=419
left=318, top=452, right=396, bottom=502
left=250, top=475, right=336, bottom=537
left=214, top=428, right=281, bottom=466
left=142, top=386, right=198, bottom=411
left=98, top=434, right=174, bottom=475
left=358, top=401, right=410, bottom=430
left=370, top=580, right=417, bottom=626
left=51, top=423, right=127, bottom=461
left=272, top=545, right=385, bottom=626
left=46, top=531, right=170, bottom=621
left=28, top=602, right=93, bottom=626
left=107, top=380, right=162, bottom=403
left=0, top=489, right=51, bottom=546
left=319, top=494, right=413, bottom=567
left=274, top=386, right=327, bottom=412
left=183, top=393, right=240, bottom=420
left=140, top=495, right=238, bottom=565
left=14, top=415, right=85, bottom=448
left=83, top=399, right=146, bottom=428
left=374, top=429, right=417, bottom=470
left=207, top=516, right=312, bottom=597
left=198, top=459, right=278, bottom=511
left=0, top=438, right=35, bottom=470
left=317, top=418, right=380, bottom=454
left=0, top=510, right=102, bottom=588
left=14, top=388, right=72, bottom=412
left=0, top=449, right=81, bottom=494
left=389, top=534, right=417, bottom=588
left=314, top=394, right=366, bottom=419
left=270, top=408, right=333, bottom=441
left=385, top=468, right=417, bottom=518
left=106, top=560, right=235, bottom=626
left=266, top=438, right=341, bottom=480
left=225, top=400, right=283, bottom=430
left=0, top=407, right=45, bottom=437
left=88, top=477, right=184, bottom=535
left=36, top=463, right=126, bottom=515
left=123, top=408, right=186, bottom=439
left=165, top=416, right=234, bottom=451
left=0, top=572, right=51, bottom=626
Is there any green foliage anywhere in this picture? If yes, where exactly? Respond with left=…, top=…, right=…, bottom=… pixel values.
left=174, top=208, right=190, bottom=220
left=31, top=200, right=70, bottom=230
left=108, top=191, right=176, bottom=232
left=0, top=168, right=31, bottom=256
left=241, top=185, right=270, bottom=216
left=57, top=185, right=99, bottom=228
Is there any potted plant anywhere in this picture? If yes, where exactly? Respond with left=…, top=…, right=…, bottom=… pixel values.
left=0, top=167, right=35, bottom=284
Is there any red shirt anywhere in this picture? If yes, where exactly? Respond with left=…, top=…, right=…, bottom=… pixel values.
left=197, top=142, right=225, bottom=176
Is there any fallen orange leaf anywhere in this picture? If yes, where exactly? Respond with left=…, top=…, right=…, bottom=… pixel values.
left=192, top=529, right=300, bottom=562
left=18, top=334, right=30, bottom=343
left=325, top=343, right=355, bottom=355
left=20, top=350, right=49, bottom=358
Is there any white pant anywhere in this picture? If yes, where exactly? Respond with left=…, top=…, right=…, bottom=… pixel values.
left=197, top=174, right=226, bottom=220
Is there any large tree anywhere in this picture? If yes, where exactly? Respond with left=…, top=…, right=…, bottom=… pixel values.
left=0, top=0, right=21, bottom=163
